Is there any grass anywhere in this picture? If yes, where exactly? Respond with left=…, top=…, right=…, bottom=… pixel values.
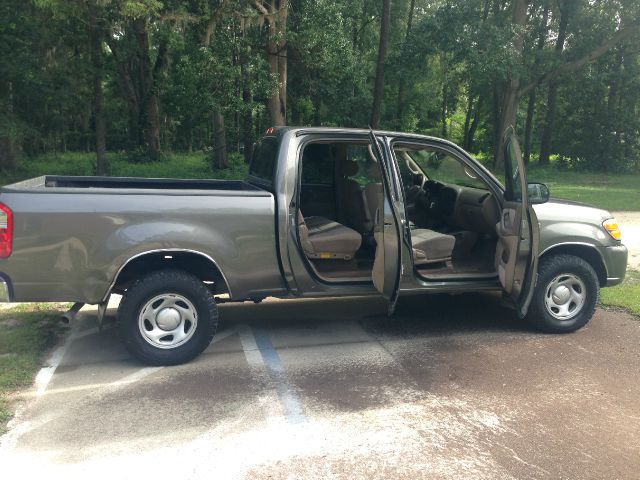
left=0, top=303, right=70, bottom=434
left=601, top=270, right=640, bottom=316
left=525, top=166, right=640, bottom=212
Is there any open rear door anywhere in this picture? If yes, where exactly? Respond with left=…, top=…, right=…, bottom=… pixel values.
left=496, top=127, right=540, bottom=317
left=369, top=130, right=402, bottom=315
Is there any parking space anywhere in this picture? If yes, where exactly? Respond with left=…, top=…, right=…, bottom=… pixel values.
left=1, top=293, right=639, bottom=479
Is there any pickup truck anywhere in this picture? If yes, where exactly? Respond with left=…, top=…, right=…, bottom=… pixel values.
left=0, top=127, right=628, bottom=365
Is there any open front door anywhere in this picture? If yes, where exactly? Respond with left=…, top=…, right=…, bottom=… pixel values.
left=369, top=131, right=402, bottom=315
left=496, top=127, right=540, bottom=318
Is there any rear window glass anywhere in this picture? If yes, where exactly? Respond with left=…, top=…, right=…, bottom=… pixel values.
left=249, top=137, right=279, bottom=184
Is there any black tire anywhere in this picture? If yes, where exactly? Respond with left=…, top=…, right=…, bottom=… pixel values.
left=526, top=254, right=599, bottom=333
left=118, top=269, right=218, bottom=365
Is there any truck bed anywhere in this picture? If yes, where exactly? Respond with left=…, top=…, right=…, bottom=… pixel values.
left=3, top=175, right=263, bottom=193
left=0, top=173, right=281, bottom=304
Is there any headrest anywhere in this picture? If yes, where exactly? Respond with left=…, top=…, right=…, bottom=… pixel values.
left=340, top=160, right=359, bottom=177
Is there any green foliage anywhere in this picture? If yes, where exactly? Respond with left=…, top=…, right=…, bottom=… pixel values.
left=119, top=0, right=164, bottom=18
left=0, top=0, right=639, bottom=172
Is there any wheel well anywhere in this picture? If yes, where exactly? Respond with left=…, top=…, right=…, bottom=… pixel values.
left=539, top=244, right=607, bottom=287
left=111, top=251, right=230, bottom=296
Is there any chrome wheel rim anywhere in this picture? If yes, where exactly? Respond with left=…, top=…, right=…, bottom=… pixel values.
left=544, top=274, right=586, bottom=321
left=138, top=293, right=198, bottom=349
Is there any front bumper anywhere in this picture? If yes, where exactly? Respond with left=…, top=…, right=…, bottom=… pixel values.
left=601, top=244, right=628, bottom=287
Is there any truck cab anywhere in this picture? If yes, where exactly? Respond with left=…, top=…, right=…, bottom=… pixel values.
left=252, top=127, right=541, bottom=319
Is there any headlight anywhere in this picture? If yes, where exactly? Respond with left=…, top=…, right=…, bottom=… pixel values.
left=602, top=218, right=621, bottom=240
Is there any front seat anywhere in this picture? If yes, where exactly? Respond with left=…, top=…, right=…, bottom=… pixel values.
left=410, top=228, right=456, bottom=265
left=336, top=159, right=373, bottom=233
left=298, top=211, right=362, bottom=261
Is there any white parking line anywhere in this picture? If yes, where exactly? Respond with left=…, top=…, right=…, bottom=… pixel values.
left=237, top=324, right=266, bottom=368
left=237, top=324, right=306, bottom=424
left=34, top=331, right=79, bottom=397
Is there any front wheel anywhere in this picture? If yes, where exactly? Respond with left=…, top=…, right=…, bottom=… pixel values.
left=118, top=269, right=218, bottom=365
left=526, top=254, right=599, bottom=333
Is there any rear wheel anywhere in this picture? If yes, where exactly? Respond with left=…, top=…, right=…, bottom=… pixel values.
left=526, top=254, right=599, bottom=333
left=118, top=270, right=218, bottom=365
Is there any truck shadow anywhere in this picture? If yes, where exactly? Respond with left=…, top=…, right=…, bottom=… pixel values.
left=216, top=292, right=535, bottom=415
left=218, top=291, right=529, bottom=336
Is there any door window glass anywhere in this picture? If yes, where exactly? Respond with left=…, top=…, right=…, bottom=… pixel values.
left=397, top=148, right=488, bottom=190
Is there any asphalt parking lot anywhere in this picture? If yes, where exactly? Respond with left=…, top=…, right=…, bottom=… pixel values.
left=1, top=293, right=639, bottom=479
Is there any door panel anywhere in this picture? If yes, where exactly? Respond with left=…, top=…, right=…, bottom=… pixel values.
left=496, top=127, right=540, bottom=317
left=368, top=132, right=402, bottom=314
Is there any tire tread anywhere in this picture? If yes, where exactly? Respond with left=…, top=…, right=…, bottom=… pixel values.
left=526, top=254, right=599, bottom=333
left=118, top=269, right=218, bottom=365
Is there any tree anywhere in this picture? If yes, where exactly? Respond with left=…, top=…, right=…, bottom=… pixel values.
left=371, top=0, right=391, bottom=129
left=395, top=0, right=416, bottom=129
left=522, top=0, right=550, bottom=164
left=105, top=2, right=170, bottom=161
left=2, top=0, right=639, bottom=176
left=88, top=0, right=107, bottom=175
left=254, top=0, right=289, bottom=126
left=538, top=0, right=570, bottom=165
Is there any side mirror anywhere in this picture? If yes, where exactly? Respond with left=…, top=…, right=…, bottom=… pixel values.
left=528, top=182, right=550, bottom=204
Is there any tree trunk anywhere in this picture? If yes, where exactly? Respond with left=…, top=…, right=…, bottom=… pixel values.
left=493, top=0, right=528, bottom=169
left=201, top=9, right=230, bottom=167
left=370, top=0, right=391, bottom=129
left=89, top=0, right=107, bottom=175
left=145, top=94, right=161, bottom=161
left=213, top=109, right=228, bottom=169
left=523, top=1, right=550, bottom=164
left=242, top=81, right=253, bottom=163
left=241, top=58, right=254, bottom=164
left=0, top=80, right=17, bottom=169
left=465, top=95, right=483, bottom=151
left=441, top=73, right=448, bottom=138
left=277, top=7, right=287, bottom=125
left=492, top=86, right=502, bottom=160
left=539, top=2, right=569, bottom=166
left=0, top=137, right=17, bottom=170
left=133, top=18, right=165, bottom=161
left=258, top=1, right=288, bottom=126
left=495, top=84, right=520, bottom=168
left=396, top=0, right=416, bottom=129
left=463, top=92, right=474, bottom=148
left=522, top=90, right=536, bottom=164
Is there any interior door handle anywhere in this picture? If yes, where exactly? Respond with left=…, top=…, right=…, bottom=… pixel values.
left=503, top=211, right=512, bottom=229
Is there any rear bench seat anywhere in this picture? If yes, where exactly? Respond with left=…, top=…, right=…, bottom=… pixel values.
left=298, top=211, right=362, bottom=260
